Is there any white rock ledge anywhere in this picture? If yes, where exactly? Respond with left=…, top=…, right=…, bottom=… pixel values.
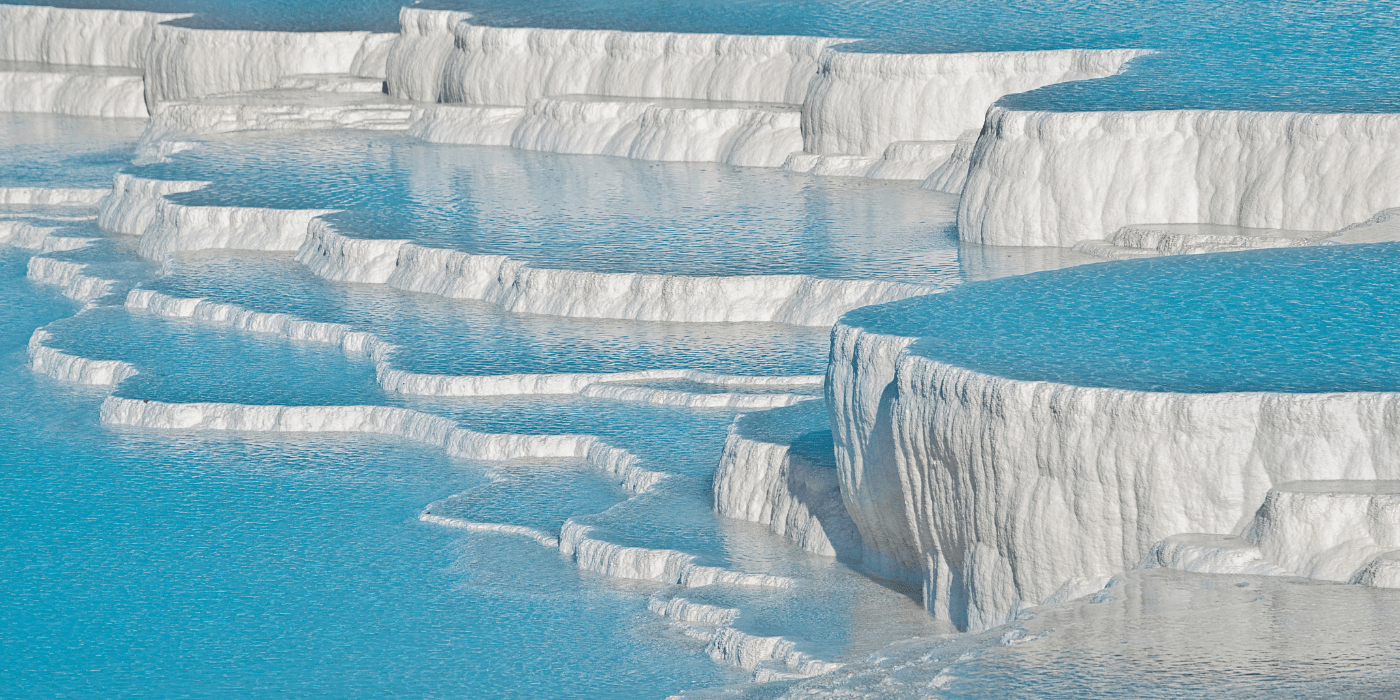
left=713, top=401, right=862, bottom=558
left=960, top=107, right=1400, bottom=247
left=385, top=7, right=1142, bottom=178
left=0, top=62, right=148, bottom=118
left=297, top=219, right=936, bottom=325
left=28, top=329, right=138, bottom=386
left=1246, top=480, right=1400, bottom=583
left=126, top=288, right=822, bottom=408
left=1, top=187, right=109, bottom=206
left=829, top=318, right=1400, bottom=631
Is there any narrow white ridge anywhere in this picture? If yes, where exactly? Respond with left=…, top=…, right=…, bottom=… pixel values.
left=0, top=220, right=96, bottom=251
left=706, top=626, right=842, bottom=677
left=577, top=384, right=815, bottom=409
left=99, top=174, right=334, bottom=259
left=27, top=329, right=137, bottom=386
left=418, top=513, right=561, bottom=549
left=128, top=288, right=818, bottom=411
left=0, top=187, right=109, bottom=206
left=1137, top=534, right=1294, bottom=577
left=273, top=74, right=387, bottom=93
left=1328, top=207, right=1400, bottom=244
left=297, top=220, right=936, bottom=325
left=100, top=397, right=592, bottom=462
left=127, top=288, right=391, bottom=360
left=647, top=595, right=740, bottom=625
left=782, top=140, right=957, bottom=181
left=100, top=393, right=666, bottom=493
left=27, top=257, right=113, bottom=301
left=99, top=397, right=797, bottom=593
left=139, top=93, right=414, bottom=150
left=104, top=184, right=931, bottom=326
left=559, top=520, right=794, bottom=589
left=1071, top=224, right=1328, bottom=259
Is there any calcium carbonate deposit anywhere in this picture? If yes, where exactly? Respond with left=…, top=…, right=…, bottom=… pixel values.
left=4, top=1, right=1400, bottom=698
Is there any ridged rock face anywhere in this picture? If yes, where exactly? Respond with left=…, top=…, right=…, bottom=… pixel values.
left=379, top=7, right=1142, bottom=175
left=294, top=220, right=936, bottom=326
left=508, top=97, right=804, bottom=168
left=0, top=4, right=187, bottom=68
left=801, top=49, right=1147, bottom=157
left=828, top=316, right=1400, bottom=632
left=1246, top=481, right=1400, bottom=582
left=959, top=107, right=1400, bottom=247
left=96, top=174, right=334, bottom=259
left=144, top=25, right=393, bottom=103
left=712, top=401, right=862, bottom=558
left=384, top=8, right=471, bottom=103
left=0, top=69, right=149, bottom=118
left=439, top=24, right=842, bottom=107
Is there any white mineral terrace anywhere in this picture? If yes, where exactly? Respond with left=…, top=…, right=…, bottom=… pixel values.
left=828, top=318, right=1400, bottom=632
left=6, top=1, right=1400, bottom=692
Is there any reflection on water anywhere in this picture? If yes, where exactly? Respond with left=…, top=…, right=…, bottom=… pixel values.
left=739, top=569, right=1400, bottom=699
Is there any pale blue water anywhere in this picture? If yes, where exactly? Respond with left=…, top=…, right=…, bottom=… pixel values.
left=719, top=569, right=1400, bottom=699
left=8, top=0, right=1400, bottom=695
left=0, top=114, right=144, bottom=188
left=446, top=0, right=1400, bottom=113
left=12, top=0, right=1400, bottom=112
left=426, top=460, right=631, bottom=533
left=130, top=131, right=962, bottom=284
left=846, top=243, right=1400, bottom=394
left=146, top=252, right=832, bottom=377
left=9, top=212, right=931, bottom=697
left=0, top=249, right=738, bottom=697
left=45, top=306, right=388, bottom=405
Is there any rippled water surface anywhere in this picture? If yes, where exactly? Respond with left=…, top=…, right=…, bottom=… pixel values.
left=8, top=2, right=1400, bottom=694
left=731, top=569, right=1400, bottom=699
left=147, top=252, right=833, bottom=377
left=0, top=248, right=739, bottom=698
left=132, top=131, right=962, bottom=284
left=0, top=114, right=144, bottom=188
left=849, top=243, right=1400, bottom=393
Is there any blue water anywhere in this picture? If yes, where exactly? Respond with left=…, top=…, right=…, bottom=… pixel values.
left=13, top=0, right=1400, bottom=112
left=10, top=0, right=1400, bottom=694
left=130, top=131, right=961, bottom=284
left=7, top=205, right=937, bottom=696
left=147, top=252, right=832, bottom=377
left=426, top=460, right=631, bottom=533
left=0, top=248, right=740, bottom=697
left=739, top=569, right=1400, bottom=699
left=44, top=306, right=388, bottom=405
left=446, top=0, right=1400, bottom=113
left=847, top=243, right=1400, bottom=394
left=0, top=114, right=144, bottom=188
